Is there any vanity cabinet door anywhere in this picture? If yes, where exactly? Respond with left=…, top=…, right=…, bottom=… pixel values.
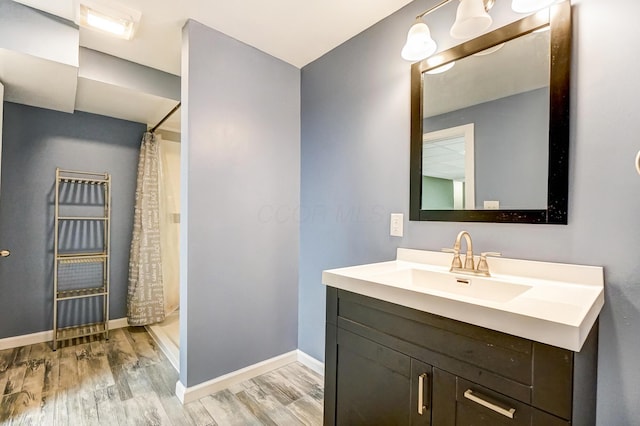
left=336, top=328, right=422, bottom=425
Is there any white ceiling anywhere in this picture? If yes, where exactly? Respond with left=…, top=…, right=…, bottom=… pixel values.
left=422, top=136, right=466, bottom=181
left=13, top=0, right=415, bottom=74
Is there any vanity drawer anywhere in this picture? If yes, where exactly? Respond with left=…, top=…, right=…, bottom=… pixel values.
left=337, top=289, right=533, bottom=384
left=432, top=369, right=569, bottom=426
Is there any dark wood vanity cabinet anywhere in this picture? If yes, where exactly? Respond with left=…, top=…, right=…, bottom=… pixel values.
left=324, top=288, right=598, bottom=426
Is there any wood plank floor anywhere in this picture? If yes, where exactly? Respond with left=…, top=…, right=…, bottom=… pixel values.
left=0, top=327, right=324, bottom=425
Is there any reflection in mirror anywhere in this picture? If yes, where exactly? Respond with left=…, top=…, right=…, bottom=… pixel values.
left=422, top=124, right=475, bottom=210
left=410, top=1, right=571, bottom=224
left=422, top=28, right=550, bottom=210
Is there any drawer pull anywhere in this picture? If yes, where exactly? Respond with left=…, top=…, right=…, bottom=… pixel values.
left=463, top=389, right=516, bottom=419
left=418, top=373, right=428, bottom=415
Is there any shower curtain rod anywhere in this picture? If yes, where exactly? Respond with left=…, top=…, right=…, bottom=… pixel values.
left=150, top=101, right=181, bottom=133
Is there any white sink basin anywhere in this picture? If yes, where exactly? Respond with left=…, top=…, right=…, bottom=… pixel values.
left=322, top=248, right=604, bottom=352
left=375, top=269, right=532, bottom=303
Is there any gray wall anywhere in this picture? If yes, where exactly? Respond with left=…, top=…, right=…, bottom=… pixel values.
left=300, top=0, right=640, bottom=423
left=424, top=88, right=549, bottom=209
left=181, top=20, right=300, bottom=387
left=0, top=102, right=144, bottom=338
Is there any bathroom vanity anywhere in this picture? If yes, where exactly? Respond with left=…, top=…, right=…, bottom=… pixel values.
left=322, top=249, right=603, bottom=425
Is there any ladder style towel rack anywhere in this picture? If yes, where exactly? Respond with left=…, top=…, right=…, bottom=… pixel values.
left=53, top=168, right=111, bottom=350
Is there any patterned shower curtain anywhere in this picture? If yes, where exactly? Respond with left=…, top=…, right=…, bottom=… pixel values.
left=127, top=132, right=165, bottom=326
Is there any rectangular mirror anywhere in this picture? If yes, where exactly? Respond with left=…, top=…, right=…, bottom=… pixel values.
left=410, top=2, right=571, bottom=224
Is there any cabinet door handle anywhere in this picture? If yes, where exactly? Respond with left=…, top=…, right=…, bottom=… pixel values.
left=0, top=250, right=10, bottom=257
left=418, top=373, right=428, bottom=415
left=463, top=389, right=516, bottom=419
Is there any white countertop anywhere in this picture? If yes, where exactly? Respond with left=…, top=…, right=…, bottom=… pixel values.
left=322, top=248, right=604, bottom=352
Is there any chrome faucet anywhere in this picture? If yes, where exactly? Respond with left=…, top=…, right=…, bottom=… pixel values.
left=443, top=231, right=501, bottom=276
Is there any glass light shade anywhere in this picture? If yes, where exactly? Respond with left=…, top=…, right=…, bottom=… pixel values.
left=473, top=42, right=505, bottom=56
left=511, top=0, right=556, bottom=13
left=425, top=61, right=456, bottom=74
left=450, top=0, right=493, bottom=39
left=401, top=21, right=437, bottom=62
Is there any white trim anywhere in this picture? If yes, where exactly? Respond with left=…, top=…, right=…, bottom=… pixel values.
left=176, top=350, right=300, bottom=404
left=146, top=322, right=180, bottom=372
left=296, top=350, right=325, bottom=376
left=175, top=349, right=326, bottom=404
left=0, top=330, right=52, bottom=351
left=0, top=317, right=129, bottom=351
left=109, top=317, right=129, bottom=329
left=423, top=123, right=475, bottom=209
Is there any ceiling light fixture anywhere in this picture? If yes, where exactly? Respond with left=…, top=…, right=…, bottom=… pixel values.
left=402, top=0, right=558, bottom=62
left=76, top=0, right=141, bottom=40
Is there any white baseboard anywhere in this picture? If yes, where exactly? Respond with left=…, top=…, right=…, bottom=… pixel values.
left=176, top=350, right=299, bottom=404
left=175, top=349, right=325, bottom=404
left=146, top=323, right=180, bottom=372
left=110, top=317, right=130, bottom=330
left=0, top=317, right=129, bottom=351
left=296, top=350, right=325, bottom=376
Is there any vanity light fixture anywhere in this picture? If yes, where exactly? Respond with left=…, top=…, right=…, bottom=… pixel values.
left=402, top=0, right=559, bottom=62
left=76, top=0, right=141, bottom=40
left=401, top=0, right=495, bottom=62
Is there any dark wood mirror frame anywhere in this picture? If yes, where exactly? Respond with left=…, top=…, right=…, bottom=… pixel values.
left=410, top=1, right=571, bottom=224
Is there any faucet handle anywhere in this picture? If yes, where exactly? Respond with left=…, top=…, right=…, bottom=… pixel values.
left=480, top=251, right=502, bottom=260
left=480, top=252, right=502, bottom=258
left=477, top=252, right=502, bottom=274
left=442, top=248, right=462, bottom=269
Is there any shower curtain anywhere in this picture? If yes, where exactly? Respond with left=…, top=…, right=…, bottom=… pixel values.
left=127, top=132, right=165, bottom=326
